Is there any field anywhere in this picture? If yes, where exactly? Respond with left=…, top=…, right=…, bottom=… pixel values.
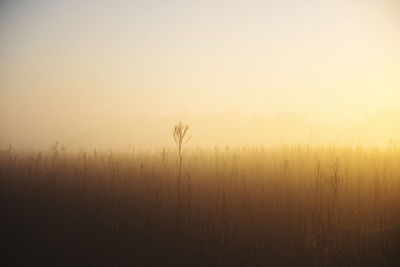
left=1, top=144, right=400, bottom=266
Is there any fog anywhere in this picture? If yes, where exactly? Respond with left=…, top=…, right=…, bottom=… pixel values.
left=1, top=0, right=399, bottom=149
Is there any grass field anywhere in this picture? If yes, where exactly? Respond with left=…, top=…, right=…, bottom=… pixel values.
left=1, top=144, right=400, bottom=266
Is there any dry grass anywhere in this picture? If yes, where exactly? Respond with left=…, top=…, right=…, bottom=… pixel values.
left=1, top=144, right=400, bottom=266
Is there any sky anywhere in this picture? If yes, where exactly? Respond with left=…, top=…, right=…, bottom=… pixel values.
left=0, top=0, right=399, bottom=149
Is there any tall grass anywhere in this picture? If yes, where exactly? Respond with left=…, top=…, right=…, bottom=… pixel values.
left=1, top=144, right=400, bottom=266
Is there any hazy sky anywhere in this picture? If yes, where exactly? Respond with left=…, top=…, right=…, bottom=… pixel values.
left=1, top=0, right=399, bottom=149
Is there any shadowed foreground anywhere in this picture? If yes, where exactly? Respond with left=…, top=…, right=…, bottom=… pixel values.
left=1, top=145, right=400, bottom=266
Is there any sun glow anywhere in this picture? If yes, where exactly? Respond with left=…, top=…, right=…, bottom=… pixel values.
left=1, top=0, right=399, bottom=149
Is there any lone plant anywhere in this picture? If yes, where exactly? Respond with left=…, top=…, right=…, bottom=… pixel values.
left=173, top=122, right=191, bottom=190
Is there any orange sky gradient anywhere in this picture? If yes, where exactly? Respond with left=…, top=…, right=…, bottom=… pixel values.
left=1, top=0, right=399, bottom=149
